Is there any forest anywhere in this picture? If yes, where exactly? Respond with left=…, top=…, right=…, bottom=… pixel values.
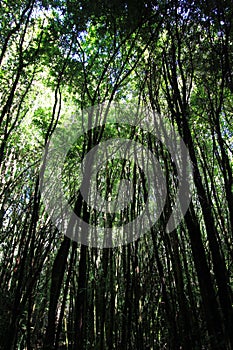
left=0, top=0, right=233, bottom=349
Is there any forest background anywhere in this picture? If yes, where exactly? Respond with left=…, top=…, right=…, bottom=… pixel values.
left=0, top=0, right=233, bottom=349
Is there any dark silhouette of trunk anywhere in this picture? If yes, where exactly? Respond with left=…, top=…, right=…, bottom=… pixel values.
left=43, top=237, right=70, bottom=350
left=151, top=227, right=180, bottom=349
left=74, top=245, right=88, bottom=350
left=185, top=205, right=225, bottom=349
